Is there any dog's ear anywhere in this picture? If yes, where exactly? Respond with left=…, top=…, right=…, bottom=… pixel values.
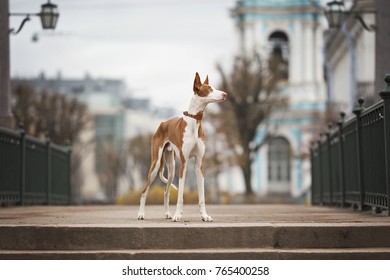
left=193, top=72, right=202, bottom=94
left=203, top=75, right=209, bottom=85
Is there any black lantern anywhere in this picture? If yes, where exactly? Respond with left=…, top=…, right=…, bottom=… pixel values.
left=9, top=0, right=59, bottom=35
left=324, top=1, right=345, bottom=29
left=323, top=1, right=376, bottom=32
left=39, top=1, right=59, bottom=30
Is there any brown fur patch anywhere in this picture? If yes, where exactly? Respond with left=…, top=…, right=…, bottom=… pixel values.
left=196, top=84, right=213, bottom=98
left=198, top=122, right=205, bottom=141
left=193, top=72, right=212, bottom=97
left=152, top=117, right=188, bottom=178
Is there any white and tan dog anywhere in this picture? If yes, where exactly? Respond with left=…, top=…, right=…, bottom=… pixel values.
left=137, top=73, right=227, bottom=222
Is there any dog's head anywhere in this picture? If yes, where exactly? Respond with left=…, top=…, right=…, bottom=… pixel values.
left=193, top=72, right=227, bottom=103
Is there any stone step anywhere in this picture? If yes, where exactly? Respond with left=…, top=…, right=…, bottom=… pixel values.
left=1, top=205, right=389, bottom=259
left=1, top=248, right=390, bottom=260
left=1, top=224, right=390, bottom=251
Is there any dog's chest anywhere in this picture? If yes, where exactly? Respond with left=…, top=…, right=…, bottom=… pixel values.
left=182, top=119, right=205, bottom=152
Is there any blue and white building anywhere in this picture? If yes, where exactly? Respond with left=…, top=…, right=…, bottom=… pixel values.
left=229, top=0, right=327, bottom=198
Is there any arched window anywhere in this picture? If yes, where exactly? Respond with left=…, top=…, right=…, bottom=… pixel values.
left=268, top=137, right=291, bottom=192
left=268, top=31, right=289, bottom=80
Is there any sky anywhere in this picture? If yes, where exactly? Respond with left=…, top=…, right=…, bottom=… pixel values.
left=9, top=0, right=238, bottom=110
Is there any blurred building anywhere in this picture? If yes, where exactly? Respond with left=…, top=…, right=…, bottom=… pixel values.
left=230, top=0, right=326, bottom=199
left=123, top=96, right=176, bottom=139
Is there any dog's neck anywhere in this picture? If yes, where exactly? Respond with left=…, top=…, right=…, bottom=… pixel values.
left=185, top=95, right=207, bottom=119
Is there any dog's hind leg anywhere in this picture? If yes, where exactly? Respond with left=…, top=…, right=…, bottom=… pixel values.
left=163, top=149, right=175, bottom=219
left=137, top=145, right=163, bottom=220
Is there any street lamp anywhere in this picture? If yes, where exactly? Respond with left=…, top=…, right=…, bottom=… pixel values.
left=324, top=1, right=345, bottom=29
left=9, top=0, right=59, bottom=35
left=324, top=1, right=376, bottom=32
left=39, top=1, right=59, bottom=30
left=0, top=0, right=60, bottom=129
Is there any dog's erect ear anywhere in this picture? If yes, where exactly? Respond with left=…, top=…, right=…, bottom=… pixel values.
left=193, top=72, right=202, bottom=94
left=203, top=75, right=209, bottom=85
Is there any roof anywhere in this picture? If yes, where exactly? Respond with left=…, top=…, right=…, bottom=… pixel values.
left=239, top=0, right=320, bottom=8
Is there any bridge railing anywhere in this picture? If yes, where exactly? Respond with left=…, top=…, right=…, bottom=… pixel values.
left=311, top=75, right=390, bottom=215
left=0, top=126, right=72, bottom=206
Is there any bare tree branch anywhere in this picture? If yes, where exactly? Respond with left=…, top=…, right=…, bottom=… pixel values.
left=209, top=51, right=288, bottom=195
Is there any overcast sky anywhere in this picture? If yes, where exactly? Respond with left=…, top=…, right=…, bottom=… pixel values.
left=9, top=0, right=238, bottom=110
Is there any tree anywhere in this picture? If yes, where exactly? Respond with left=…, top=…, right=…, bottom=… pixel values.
left=212, top=52, right=288, bottom=196
left=11, top=82, right=92, bottom=201
left=11, top=83, right=89, bottom=145
left=97, top=138, right=123, bottom=203
left=127, top=133, right=153, bottom=188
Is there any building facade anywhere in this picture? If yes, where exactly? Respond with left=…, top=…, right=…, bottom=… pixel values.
left=230, top=0, right=326, bottom=198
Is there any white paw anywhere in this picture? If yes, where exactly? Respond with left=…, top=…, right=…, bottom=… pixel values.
left=202, top=215, right=213, bottom=222
left=172, top=213, right=182, bottom=222
left=137, top=212, right=145, bottom=220
left=165, top=212, right=172, bottom=219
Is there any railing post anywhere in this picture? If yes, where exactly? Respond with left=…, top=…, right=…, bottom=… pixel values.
left=45, top=133, right=51, bottom=205
left=353, top=97, right=365, bottom=211
left=18, top=124, right=26, bottom=206
left=317, top=136, right=323, bottom=205
left=326, top=123, right=333, bottom=204
left=65, top=140, right=72, bottom=205
left=379, top=74, right=390, bottom=216
left=310, top=143, right=315, bottom=205
left=337, top=112, right=346, bottom=207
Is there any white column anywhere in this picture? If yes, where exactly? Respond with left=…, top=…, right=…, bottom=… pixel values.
left=315, top=27, right=324, bottom=83
left=289, top=20, right=300, bottom=84
left=304, top=22, right=313, bottom=83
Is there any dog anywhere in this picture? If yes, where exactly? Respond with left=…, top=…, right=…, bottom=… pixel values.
left=137, top=73, right=227, bottom=222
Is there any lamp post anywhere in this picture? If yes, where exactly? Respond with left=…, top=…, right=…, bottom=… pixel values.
left=0, top=0, right=12, bottom=128
left=0, top=0, right=59, bottom=129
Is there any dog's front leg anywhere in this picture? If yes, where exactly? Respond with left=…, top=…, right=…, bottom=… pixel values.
left=195, top=154, right=213, bottom=222
left=172, top=161, right=187, bottom=222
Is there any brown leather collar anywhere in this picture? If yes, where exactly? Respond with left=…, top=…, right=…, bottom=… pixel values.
left=183, top=111, right=203, bottom=121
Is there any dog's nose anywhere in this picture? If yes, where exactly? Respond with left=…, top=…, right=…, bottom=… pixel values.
left=222, top=92, right=227, bottom=99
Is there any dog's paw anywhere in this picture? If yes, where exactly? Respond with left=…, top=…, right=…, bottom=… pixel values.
left=165, top=212, right=172, bottom=219
left=201, top=215, right=213, bottom=222
left=172, top=213, right=182, bottom=222
left=137, top=212, right=145, bottom=220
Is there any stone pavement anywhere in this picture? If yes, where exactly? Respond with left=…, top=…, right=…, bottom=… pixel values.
left=0, top=204, right=389, bottom=226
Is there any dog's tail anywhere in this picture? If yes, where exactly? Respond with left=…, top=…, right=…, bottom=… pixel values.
left=158, top=143, right=178, bottom=191
left=159, top=168, right=178, bottom=191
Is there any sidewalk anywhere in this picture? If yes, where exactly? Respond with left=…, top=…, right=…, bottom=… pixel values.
left=0, top=204, right=389, bottom=226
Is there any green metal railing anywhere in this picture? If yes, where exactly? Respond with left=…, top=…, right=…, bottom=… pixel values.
left=0, top=126, right=72, bottom=206
left=311, top=75, right=390, bottom=215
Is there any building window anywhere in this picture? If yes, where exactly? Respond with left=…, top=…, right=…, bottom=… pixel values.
left=268, top=30, right=289, bottom=80
left=268, top=137, right=291, bottom=182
